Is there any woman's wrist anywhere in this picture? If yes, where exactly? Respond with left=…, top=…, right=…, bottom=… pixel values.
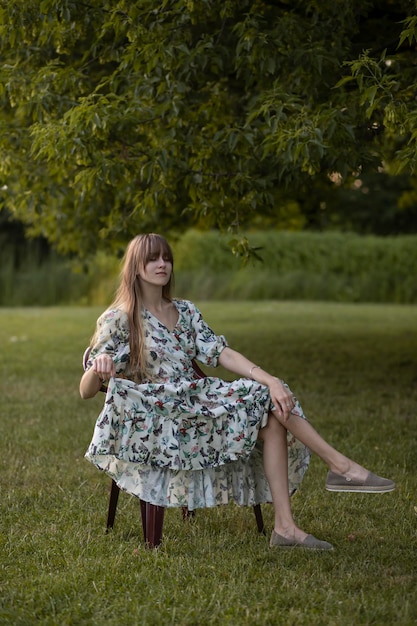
left=249, top=365, right=276, bottom=387
left=92, top=369, right=106, bottom=384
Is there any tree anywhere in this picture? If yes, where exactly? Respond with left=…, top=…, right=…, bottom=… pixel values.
left=0, top=0, right=416, bottom=257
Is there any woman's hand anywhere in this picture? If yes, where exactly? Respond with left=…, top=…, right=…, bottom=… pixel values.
left=268, top=377, right=295, bottom=423
left=92, top=354, right=116, bottom=383
left=80, top=353, right=116, bottom=400
left=217, top=347, right=295, bottom=421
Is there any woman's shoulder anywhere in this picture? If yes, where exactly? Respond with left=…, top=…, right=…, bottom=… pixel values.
left=90, top=308, right=129, bottom=356
left=173, top=299, right=200, bottom=316
left=97, top=307, right=129, bottom=330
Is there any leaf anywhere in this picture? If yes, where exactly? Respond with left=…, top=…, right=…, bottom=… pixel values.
left=334, top=75, right=356, bottom=89
left=398, top=16, right=417, bottom=47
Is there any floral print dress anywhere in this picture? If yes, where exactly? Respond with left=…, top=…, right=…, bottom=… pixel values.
left=85, top=299, right=310, bottom=509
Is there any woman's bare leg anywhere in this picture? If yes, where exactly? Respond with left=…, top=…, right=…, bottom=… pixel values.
left=259, top=415, right=310, bottom=541
left=272, top=411, right=369, bottom=481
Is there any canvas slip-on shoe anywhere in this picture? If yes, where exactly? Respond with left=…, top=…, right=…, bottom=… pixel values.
left=269, top=530, right=333, bottom=551
left=325, top=470, right=395, bottom=493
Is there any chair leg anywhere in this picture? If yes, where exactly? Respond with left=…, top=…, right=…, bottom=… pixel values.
left=106, top=480, right=120, bottom=531
left=253, top=504, right=266, bottom=535
left=140, top=500, right=165, bottom=548
left=139, top=499, right=148, bottom=539
left=182, top=506, right=196, bottom=520
left=109, top=486, right=263, bottom=543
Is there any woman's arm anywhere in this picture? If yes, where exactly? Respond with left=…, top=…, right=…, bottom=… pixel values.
left=79, top=353, right=115, bottom=399
left=218, top=347, right=295, bottom=422
left=79, top=308, right=129, bottom=400
left=218, top=346, right=275, bottom=384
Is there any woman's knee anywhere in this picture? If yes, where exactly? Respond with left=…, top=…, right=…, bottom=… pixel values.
left=259, top=413, right=285, bottom=440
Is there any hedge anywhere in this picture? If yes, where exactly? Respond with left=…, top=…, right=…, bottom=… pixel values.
left=172, top=230, right=417, bottom=303
left=1, top=230, right=416, bottom=305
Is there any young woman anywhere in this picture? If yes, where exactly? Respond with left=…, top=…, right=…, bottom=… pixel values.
left=80, top=233, right=395, bottom=550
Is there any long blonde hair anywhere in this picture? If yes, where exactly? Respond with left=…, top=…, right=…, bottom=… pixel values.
left=94, top=234, right=174, bottom=378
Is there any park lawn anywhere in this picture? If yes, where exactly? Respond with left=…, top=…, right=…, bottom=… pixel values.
left=0, top=302, right=416, bottom=626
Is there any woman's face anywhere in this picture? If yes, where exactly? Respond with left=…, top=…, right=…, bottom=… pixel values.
left=138, top=251, right=172, bottom=287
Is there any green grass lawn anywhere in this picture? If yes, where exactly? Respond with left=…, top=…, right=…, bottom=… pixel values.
left=0, top=302, right=416, bottom=626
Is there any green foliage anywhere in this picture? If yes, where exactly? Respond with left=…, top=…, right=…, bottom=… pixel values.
left=2, top=229, right=417, bottom=305
left=0, top=303, right=416, bottom=624
left=0, top=248, right=119, bottom=307
left=173, top=230, right=417, bottom=303
left=0, top=253, right=86, bottom=306
left=0, top=213, right=117, bottom=305
left=1, top=1, right=417, bottom=255
left=0, top=224, right=87, bottom=305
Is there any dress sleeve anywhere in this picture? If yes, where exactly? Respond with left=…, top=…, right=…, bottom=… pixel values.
left=188, top=302, right=228, bottom=367
left=85, top=308, right=130, bottom=375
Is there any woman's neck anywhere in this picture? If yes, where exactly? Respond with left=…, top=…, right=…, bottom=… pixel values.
left=140, top=284, right=166, bottom=312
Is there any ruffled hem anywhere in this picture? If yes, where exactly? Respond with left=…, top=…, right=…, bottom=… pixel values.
left=85, top=441, right=310, bottom=509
